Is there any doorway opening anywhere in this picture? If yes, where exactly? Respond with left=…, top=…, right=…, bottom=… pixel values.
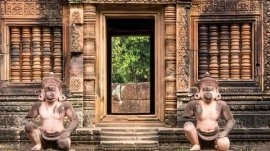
left=106, top=18, right=155, bottom=115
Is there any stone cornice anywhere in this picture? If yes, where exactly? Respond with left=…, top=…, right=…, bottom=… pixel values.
left=81, top=0, right=176, bottom=4
left=0, top=0, right=66, bottom=20
left=190, top=0, right=261, bottom=15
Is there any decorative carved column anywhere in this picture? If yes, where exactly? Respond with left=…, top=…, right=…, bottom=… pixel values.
left=10, top=27, right=21, bottom=82
left=241, top=23, right=252, bottom=79
left=83, top=4, right=96, bottom=127
left=209, top=25, right=219, bottom=79
left=21, top=27, right=32, bottom=82
left=164, top=5, right=177, bottom=126
left=32, top=27, right=42, bottom=82
left=230, top=24, right=241, bottom=79
left=176, top=1, right=191, bottom=127
left=198, top=24, right=209, bottom=79
left=53, top=28, right=63, bottom=80
left=219, top=24, right=230, bottom=79
left=42, top=27, right=52, bottom=78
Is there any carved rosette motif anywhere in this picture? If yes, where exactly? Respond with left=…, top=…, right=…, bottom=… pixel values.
left=83, top=4, right=96, bottom=127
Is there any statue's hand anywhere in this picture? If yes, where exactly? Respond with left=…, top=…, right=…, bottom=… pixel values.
left=217, top=130, right=228, bottom=138
left=60, top=130, right=71, bottom=139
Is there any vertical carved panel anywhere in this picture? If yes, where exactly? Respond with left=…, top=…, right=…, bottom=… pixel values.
left=219, top=24, right=230, bottom=79
left=21, top=27, right=32, bottom=82
left=70, top=6, right=84, bottom=94
left=176, top=3, right=189, bottom=92
left=198, top=24, right=209, bottom=79
left=10, top=27, right=21, bottom=82
left=42, top=27, right=52, bottom=78
left=230, top=24, right=241, bottom=79
left=209, top=25, right=219, bottom=79
left=32, top=27, right=42, bottom=81
left=53, top=28, right=63, bottom=80
left=176, top=2, right=191, bottom=127
left=241, top=23, right=252, bottom=79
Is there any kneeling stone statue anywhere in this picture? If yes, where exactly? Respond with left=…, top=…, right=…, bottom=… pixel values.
left=25, top=73, right=79, bottom=150
left=183, top=72, right=235, bottom=151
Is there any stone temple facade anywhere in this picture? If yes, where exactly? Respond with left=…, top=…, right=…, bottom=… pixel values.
left=0, top=0, right=270, bottom=150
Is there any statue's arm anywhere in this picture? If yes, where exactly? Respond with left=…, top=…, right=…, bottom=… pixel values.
left=25, top=102, right=41, bottom=118
left=183, top=100, right=196, bottom=118
left=63, top=101, right=79, bottom=133
left=220, top=101, right=236, bottom=136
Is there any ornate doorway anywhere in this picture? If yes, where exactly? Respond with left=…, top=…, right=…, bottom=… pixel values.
left=96, top=10, right=164, bottom=124
left=106, top=18, right=155, bottom=114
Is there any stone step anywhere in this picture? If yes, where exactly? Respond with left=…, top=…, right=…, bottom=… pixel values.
left=100, top=140, right=158, bottom=144
left=101, top=135, right=159, bottom=141
left=100, top=127, right=159, bottom=130
left=96, top=122, right=164, bottom=127
left=100, top=127, right=159, bottom=133
left=100, top=140, right=159, bottom=150
left=100, top=130, right=158, bottom=136
left=100, top=127, right=159, bottom=142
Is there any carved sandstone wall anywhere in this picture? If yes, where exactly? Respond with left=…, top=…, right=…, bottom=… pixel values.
left=0, top=0, right=270, bottom=150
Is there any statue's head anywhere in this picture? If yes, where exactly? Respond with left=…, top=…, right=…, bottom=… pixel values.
left=195, top=72, right=221, bottom=103
left=38, top=72, right=66, bottom=102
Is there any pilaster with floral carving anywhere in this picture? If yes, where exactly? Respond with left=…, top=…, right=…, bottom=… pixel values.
left=82, top=4, right=96, bottom=127
left=176, top=0, right=191, bottom=126
left=69, top=2, right=84, bottom=126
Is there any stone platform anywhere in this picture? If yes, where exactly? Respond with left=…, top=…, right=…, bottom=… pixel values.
left=0, top=127, right=270, bottom=151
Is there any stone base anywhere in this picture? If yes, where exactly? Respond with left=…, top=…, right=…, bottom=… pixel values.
left=0, top=128, right=270, bottom=151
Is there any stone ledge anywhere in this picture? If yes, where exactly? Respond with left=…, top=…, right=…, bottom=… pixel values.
left=0, top=128, right=270, bottom=150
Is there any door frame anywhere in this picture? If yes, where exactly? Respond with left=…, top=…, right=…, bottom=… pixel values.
left=96, top=10, right=165, bottom=123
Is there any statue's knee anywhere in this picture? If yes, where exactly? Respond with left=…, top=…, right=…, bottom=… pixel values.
left=57, top=138, right=70, bottom=150
left=216, top=137, right=230, bottom=151
left=25, top=122, right=37, bottom=133
left=184, top=122, right=195, bottom=132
